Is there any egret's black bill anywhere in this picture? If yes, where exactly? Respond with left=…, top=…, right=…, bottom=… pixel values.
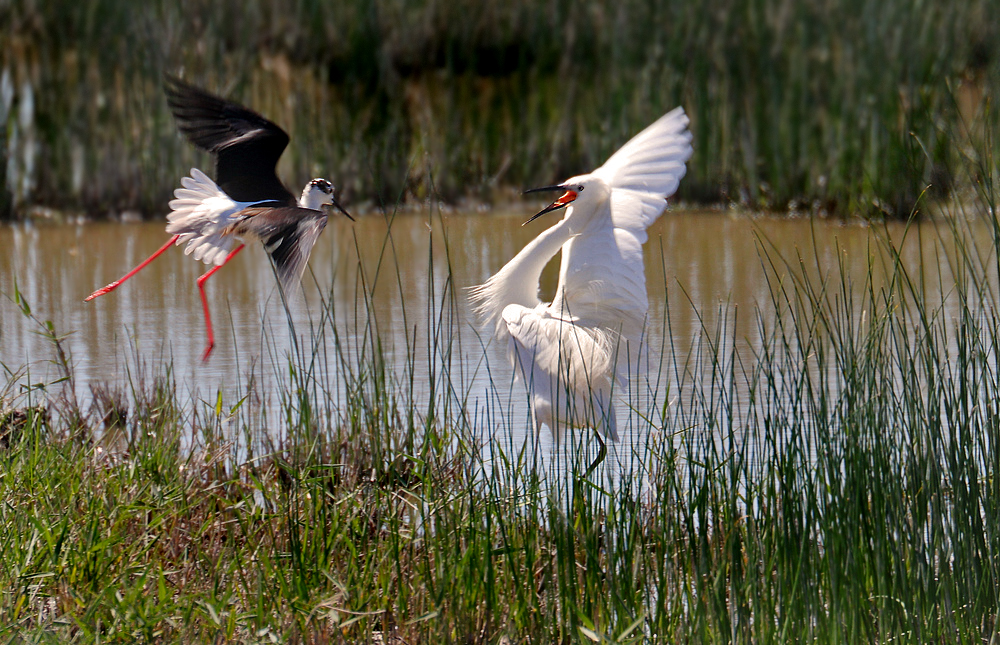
left=522, top=185, right=578, bottom=225
left=522, top=184, right=567, bottom=195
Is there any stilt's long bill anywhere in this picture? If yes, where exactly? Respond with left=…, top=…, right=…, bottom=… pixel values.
left=85, top=75, right=352, bottom=361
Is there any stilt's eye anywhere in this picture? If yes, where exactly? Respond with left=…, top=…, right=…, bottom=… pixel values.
left=311, top=179, right=333, bottom=193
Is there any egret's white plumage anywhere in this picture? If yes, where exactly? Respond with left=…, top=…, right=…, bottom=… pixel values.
left=470, top=107, right=693, bottom=442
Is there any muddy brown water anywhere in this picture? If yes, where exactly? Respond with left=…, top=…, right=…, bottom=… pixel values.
left=0, top=208, right=986, bottom=459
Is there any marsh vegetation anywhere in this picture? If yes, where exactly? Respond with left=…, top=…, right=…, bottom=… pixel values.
left=3, top=193, right=1000, bottom=641
left=2, top=1, right=1000, bottom=642
left=1, top=0, right=998, bottom=218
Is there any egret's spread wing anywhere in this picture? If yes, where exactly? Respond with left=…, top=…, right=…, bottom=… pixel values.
left=164, top=75, right=295, bottom=205
left=468, top=217, right=575, bottom=339
left=593, top=107, right=693, bottom=244
left=226, top=206, right=328, bottom=293
left=555, top=107, right=692, bottom=337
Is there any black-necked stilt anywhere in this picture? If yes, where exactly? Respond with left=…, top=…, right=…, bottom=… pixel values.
left=86, top=75, right=352, bottom=361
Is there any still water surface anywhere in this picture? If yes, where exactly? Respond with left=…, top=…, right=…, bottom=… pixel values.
left=0, top=208, right=985, bottom=459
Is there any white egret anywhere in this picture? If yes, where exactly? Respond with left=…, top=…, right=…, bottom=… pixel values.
left=86, top=75, right=353, bottom=361
left=469, top=108, right=693, bottom=442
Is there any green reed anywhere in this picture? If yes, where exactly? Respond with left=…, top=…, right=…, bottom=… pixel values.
left=3, top=111, right=1000, bottom=642
left=2, top=186, right=1000, bottom=642
left=1, top=0, right=998, bottom=219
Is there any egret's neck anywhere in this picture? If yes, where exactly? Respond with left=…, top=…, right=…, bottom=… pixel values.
left=469, top=218, right=574, bottom=334
left=552, top=198, right=611, bottom=305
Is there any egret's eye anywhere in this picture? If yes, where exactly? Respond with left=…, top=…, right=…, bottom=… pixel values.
left=577, top=185, right=584, bottom=191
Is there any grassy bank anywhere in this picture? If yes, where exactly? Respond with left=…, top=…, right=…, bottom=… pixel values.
left=0, top=0, right=998, bottom=219
left=3, top=189, right=1000, bottom=642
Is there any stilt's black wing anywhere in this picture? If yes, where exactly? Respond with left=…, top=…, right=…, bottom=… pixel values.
left=164, top=75, right=296, bottom=205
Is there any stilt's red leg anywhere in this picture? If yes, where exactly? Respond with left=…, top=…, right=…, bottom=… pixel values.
left=85, top=235, right=182, bottom=301
left=196, top=244, right=245, bottom=362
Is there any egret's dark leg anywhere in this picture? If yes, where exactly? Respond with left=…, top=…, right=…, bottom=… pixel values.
left=585, top=431, right=608, bottom=477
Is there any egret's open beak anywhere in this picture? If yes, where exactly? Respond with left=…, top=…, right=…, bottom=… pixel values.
left=522, top=184, right=578, bottom=225
left=330, top=195, right=354, bottom=221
